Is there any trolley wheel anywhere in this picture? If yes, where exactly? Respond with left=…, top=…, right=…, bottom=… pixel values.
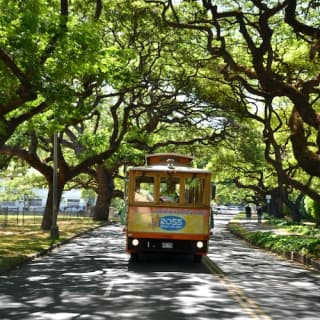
left=193, top=255, right=202, bottom=263
left=130, top=253, right=139, bottom=262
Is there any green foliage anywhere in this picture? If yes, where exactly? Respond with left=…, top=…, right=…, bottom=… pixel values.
left=247, top=232, right=320, bottom=257
left=205, top=118, right=272, bottom=204
left=0, top=176, right=37, bottom=201
left=213, top=183, right=247, bottom=205
left=1, top=0, right=320, bottom=221
left=265, top=217, right=295, bottom=227
left=111, top=197, right=125, bottom=213
left=228, top=221, right=320, bottom=258
left=246, top=231, right=276, bottom=249
left=80, top=188, right=96, bottom=203
left=0, top=155, right=11, bottom=170
left=304, top=196, right=320, bottom=225
left=285, top=225, right=320, bottom=237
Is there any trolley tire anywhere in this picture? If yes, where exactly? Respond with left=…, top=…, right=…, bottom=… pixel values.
left=130, top=253, right=139, bottom=262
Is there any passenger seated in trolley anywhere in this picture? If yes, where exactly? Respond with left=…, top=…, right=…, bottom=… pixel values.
left=134, top=188, right=154, bottom=202
left=159, top=185, right=179, bottom=203
left=159, top=176, right=180, bottom=203
left=159, top=193, right=179, bottom=203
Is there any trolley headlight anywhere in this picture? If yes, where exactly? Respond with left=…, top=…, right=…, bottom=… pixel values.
left=196, top=241, right=204, bottom=249
left=132, top=239, right=139, bottom=247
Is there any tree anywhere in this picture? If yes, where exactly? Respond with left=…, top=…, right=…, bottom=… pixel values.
left=159, top=0, right=320, bottom=170
left=0, top=0, right=133, bottom=228
left=146, top=0, right=320, bottom=218
left=0, top=0, right=92, bottom=147
left=0, top=0, right=229, bottom=229
left=304, top=196, right=320, bottom=227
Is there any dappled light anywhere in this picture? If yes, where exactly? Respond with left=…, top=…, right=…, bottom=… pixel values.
left=1, top=212, right=320, bottom=319
left=0, top=0, right=320, bottom=317
left=0, top=225, right=246, bottom=320
left=209, top=212, right=320, bottom=319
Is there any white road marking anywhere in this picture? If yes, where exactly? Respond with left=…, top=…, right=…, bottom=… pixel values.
left=104, top=281, right=114, bottom=297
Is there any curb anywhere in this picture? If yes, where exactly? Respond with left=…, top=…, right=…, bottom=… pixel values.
left=227, top=222, right=320, bottom=273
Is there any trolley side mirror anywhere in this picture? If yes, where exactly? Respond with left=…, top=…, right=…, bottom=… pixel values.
left=211, top=183, right=216, bottom=199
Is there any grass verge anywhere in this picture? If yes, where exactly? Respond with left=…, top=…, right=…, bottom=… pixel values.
left=0, top=215, right=105, bottom=273
left=227, top=214, right=320, bottom=260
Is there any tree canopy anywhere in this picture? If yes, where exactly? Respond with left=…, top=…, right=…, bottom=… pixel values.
left=1, top=0, right=320, bottom=224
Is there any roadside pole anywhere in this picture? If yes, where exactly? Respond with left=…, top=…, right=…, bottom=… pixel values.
left=51, top=131, right=59, bottom=240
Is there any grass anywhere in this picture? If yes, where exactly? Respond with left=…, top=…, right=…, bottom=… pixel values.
left=228, top=213, right=320, bottom=259
left=0, top=214, right=105, bottom=272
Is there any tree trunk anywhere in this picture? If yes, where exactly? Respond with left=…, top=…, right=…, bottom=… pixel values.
left=269, top=189, right=284, bottom=218
left=93, top=165, right=114, bottom=221
left=41, top=182, right=63, bottom=231
left=287, top=203, right=302, bottom=223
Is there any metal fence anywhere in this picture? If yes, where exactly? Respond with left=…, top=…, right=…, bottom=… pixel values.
left=0, top=207, right=91, bottom=228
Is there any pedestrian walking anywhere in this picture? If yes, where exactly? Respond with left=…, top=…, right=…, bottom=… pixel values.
left=245, top=204, right=252, bottom=221
left=257, top=205, right=263, bottom=224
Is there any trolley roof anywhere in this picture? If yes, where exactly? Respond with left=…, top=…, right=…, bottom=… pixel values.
left=129, top=165, right=211, bottom=174
left=145, top=153, right=193, bottom=166
left=129, top=153, right=211, bottom=174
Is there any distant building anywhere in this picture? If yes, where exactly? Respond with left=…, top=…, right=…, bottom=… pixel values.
left=0, top=187, right=87, bottom=212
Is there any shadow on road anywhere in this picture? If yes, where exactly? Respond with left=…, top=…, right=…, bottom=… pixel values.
left=0, top=224, right=246, bottom=320
left=127, top=253, right=210, bottom=274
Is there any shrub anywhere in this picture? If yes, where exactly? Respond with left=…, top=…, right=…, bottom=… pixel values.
left=228, top=219, right=320, bottom=259
left=304, top=197, right=320, bottom=227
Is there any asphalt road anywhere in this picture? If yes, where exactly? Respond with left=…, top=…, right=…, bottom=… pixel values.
left=208, top=210, right=320, bottom=320
left=0, top=210, right=319, bottom=319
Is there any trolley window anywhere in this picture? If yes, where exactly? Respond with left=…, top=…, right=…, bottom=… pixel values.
left=184, top=176, right=205, bottom=205
left=134, top=175, right=155, bottom=202
left=160, top=176, right=180, bottom=203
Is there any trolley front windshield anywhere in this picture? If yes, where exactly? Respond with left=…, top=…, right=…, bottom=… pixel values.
left=132, top=172, right=210, bottom=207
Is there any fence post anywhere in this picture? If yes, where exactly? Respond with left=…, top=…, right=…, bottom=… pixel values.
left=22, top=207, right=25, bottom=226
left=2, top=207, right=8, bottom=227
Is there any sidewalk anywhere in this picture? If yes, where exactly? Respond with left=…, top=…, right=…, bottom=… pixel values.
left=228, top=215, right=320, bottom=273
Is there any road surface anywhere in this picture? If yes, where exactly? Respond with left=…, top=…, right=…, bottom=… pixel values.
left=0, top=210, right=319, bottom=319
